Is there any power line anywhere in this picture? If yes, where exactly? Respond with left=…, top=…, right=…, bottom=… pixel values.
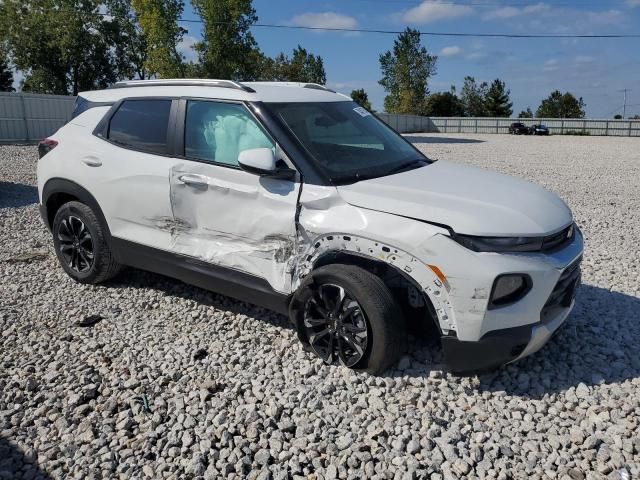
left=175, top=20, right=640, bottom=38
left=599, top=105, right=623, bottom=118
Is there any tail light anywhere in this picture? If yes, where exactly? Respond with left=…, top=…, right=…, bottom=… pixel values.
left=38, top=138, right=58, bottom=159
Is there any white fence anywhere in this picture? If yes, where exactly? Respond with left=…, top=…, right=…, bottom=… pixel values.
left=377, top=113, right=640, bottom=137
left=0, top=92, right=76, bottom=143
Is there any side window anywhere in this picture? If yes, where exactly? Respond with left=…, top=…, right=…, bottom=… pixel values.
left=108, top=99, right=172, bottom=154
left=184, top=100, right=274, bottom=166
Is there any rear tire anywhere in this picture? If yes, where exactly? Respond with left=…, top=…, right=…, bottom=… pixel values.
left=292, top=265, right=407, bottom=374
left=52, top=201, right=121, bottom=284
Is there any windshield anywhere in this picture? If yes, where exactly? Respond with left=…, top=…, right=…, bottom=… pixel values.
left=265, top=101, right=430, bottom=184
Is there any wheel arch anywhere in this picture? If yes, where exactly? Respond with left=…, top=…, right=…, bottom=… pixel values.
left=42, top=178, right=112, bottom=240
left=292, top=245, right=446, bottom=336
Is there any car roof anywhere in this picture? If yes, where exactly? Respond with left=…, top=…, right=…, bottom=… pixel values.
left=79, top=79, right=352, bottom=104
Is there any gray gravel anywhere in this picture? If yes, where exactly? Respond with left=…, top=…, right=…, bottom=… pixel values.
left=1, top=134, right=639, bottom=480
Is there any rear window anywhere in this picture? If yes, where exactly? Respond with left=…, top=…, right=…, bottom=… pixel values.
left=71, top=96, right=114, bottom=121
left=108, top=99, right=172, bottom=154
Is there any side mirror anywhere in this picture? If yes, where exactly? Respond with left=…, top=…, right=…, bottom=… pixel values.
left=238, top=148, right=296, bottom=179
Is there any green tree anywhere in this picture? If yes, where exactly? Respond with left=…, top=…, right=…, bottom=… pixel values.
left=614, top=114, right=622, bottom=119
left=424, top=87, right=464, bottom=117
left=460, top=76, right=488, bottom=117
left=260, top=46, right=326, bottom=84
left=2, top=0, right=119, bottom=95
left=350, top=89, right=372, bottom=110
left=536, top=90, right=586, bottom=118
left=379, top=27, right=437, bottom=114
left=286, top=46, right=326, bottom=84
left=132, top=0, right=185, bottom=78
left=191, top=0, right=262, bottom=80
left=484, top=78, right=512, bottom=117
left=518, top=108, right=534, bottom=118
left=0, top=55, right=14, bottom=92
left=106, top=0, right=149, bottom=80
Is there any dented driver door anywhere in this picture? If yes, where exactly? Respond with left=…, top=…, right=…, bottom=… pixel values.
left=167, top=99, right=300, bottom=294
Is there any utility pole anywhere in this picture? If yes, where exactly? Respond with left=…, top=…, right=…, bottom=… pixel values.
left=622, top=89, right=628, bottom=119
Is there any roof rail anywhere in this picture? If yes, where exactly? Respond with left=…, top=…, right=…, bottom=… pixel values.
left=302, top=83, right=336, bottom=93
left=110, top=79, right=256, bottom=93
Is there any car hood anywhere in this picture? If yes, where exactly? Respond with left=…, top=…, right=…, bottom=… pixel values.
left=336, top=160, right=572, bottom=236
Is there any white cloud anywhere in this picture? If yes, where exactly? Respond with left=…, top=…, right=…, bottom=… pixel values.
left=575, top=55, right=594, bottom=63
left=399, top=1, right=473, bottom=24
left=484, top=7, right=520, bottom=20
left=585, top=9, right=623, bottom=25
left=439, top=45, right=462, bottom=57
left=290, top=12, right=357, bottom=30
left=177, top=35, right=198, bottom=62
left=543, top=59, right=559, bottom=72
left=625, top=0, right=640, bottom=6
left=483, top=2, right=549, bottom=20
left=12, top=70, right=24, bottom=91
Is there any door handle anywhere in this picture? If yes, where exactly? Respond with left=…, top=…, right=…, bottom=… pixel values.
left=81, top=157, right=102, bottom=167
left=178, top=174, right=209, bottom=187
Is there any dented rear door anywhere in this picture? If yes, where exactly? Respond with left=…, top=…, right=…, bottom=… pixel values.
left=168, top=99, right=300, bottom=294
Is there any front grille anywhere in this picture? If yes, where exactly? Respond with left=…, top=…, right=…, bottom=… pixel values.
left=541, top=224, right=574, bottom=252
left=540, top=255, right=582, bottom=323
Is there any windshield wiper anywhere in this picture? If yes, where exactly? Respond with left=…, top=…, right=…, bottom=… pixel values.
left=330, top=172, right=378, bottom=185
left=385, top=159, right=428, bottom=176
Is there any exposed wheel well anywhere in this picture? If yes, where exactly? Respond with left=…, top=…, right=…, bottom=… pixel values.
left=311, top=251, right=441, bottom=336
left=42, top=179, right=112, bottom=240
left=45, top=192, right=78, bottom=228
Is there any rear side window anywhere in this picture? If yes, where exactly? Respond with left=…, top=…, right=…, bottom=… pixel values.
left=108, top=99, right=172, bottom=154
left=71, top=97, right=90, bottom=119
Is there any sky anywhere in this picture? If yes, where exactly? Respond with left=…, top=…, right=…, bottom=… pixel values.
left=177, top=0, right=640, bottom=117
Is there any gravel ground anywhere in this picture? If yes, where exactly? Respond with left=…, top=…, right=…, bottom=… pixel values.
left=1, top=134, right=639, bottom=480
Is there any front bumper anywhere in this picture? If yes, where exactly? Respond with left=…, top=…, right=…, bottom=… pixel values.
left=442, top=297, right=575, bottom=373
left=433, top=229, right=583, bottom=373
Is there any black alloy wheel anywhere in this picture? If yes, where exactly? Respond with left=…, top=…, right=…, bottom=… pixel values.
left=57, top=215, right=94, bottom=273
left=302, top=284, right=369, bottom=367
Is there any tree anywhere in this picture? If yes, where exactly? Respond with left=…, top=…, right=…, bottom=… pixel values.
left=106, top=0, right=149, bottom=80
left=0, top=55, right=14, bottom=92
left=132, top=0, right=185, bottom=78
left=261, top=46, right=326, bottom=84
left=536, top=90, right=586, bottom=118
left=191, top=0, right=262, bottom=80
left=424, top=87, right=464, bottom=117
left=460, top=76, right=488, bottom=117
left=379, top=27, right=437, bottom=114
left=614, top=114, right=622, bottom=119
left=1, top=0, right=120, bottom=95
left=518, top=108, right=534, bottom=119
left=484, top=79, right=512, bottom=117
left=350, top=89, right=372, bottom=110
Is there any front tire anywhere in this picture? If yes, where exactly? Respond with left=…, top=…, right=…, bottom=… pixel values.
left=292, top=265, right=407, bottom=374
left=52, top=201, right=121, bottom=284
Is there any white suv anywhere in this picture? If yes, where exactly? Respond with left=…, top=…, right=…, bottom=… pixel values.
left=37, top=79, right=583, bottom=374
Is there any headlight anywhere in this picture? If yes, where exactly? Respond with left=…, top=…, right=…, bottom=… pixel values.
left=453, top=223, right=577, bottom=253
left=489, top=274, right=532, bottom=309
left=453, top=234, right=543, bottom=252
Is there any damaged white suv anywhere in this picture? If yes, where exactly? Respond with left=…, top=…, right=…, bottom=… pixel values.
left=38, top=79, right=583, bottom=374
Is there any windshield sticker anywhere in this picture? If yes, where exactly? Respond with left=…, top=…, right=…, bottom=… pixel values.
left=353, top=106, right=371, bottom=117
